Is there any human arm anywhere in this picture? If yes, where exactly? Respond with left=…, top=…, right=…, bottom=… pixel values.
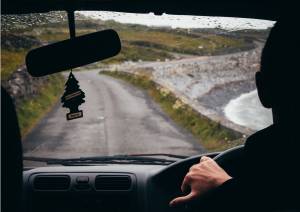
left=169, top=156, right=232, bottom=207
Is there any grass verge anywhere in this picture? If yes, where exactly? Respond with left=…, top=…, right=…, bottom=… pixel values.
left=1, top=48, right=65, bottom=137
left=1, top=49, right=27, bottom=80
left=16, top=74, right=64, bottom=137
left=101, top=70, right=244, bottom=152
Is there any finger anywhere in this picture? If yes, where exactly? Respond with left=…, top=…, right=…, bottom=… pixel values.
left=181, top=176, right=190, bottom=193
left=200, top=156, right=210, bottom=163
left=189, top=164, right=197, bottom=172
left=169, top=192, right=197, bottom=207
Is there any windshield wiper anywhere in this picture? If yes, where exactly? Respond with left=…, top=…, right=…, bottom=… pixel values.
left=121, top=153, right=188, bottom=159
left=23, top=155, right=177, bottom=166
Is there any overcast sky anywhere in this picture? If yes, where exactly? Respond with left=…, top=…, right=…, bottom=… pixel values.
left=77, top=11, right=275, bottom=31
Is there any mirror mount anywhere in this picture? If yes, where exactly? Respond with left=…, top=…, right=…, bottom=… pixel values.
left=26, top=9, right=121, bottom=77
left=67, top=10, right=76, bottom=39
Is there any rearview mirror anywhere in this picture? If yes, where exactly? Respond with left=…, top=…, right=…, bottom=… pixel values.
left=26, top=29, right=121, bottom=77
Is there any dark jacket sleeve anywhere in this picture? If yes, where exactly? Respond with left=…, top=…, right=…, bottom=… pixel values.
left=192, top=178, right=250, bottom=211
left=191, top=125, right=300, bottom=211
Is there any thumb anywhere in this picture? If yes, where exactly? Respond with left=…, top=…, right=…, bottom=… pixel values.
left=200, top=156, right=211, bottom=163
left=169, top=192, right=197, bottom=207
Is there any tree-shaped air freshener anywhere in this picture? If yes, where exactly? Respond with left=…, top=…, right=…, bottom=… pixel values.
left=61, top=71, right=85, bottom=120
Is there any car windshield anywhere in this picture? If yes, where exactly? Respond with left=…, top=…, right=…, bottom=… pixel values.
left=1, top=11, right=275, bottom=167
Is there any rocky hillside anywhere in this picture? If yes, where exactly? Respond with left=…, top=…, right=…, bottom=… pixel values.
left=109, top=41, right=265, bottom=135
left=1, top=12, right=67, bottom=32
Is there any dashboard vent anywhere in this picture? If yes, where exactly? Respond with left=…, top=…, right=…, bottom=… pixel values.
left=95, top=175, right=132, bottom=190
left=33, top=175, right=70, bottom=190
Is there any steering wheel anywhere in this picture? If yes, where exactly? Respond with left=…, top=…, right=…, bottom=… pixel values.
left=148, top=145, right=245, bottom=212
left=213, top=145, right=244, bottom=177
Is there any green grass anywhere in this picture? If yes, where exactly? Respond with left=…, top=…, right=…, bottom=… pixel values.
left=103, top=43, right=174, bottom=64
left=118, top=29, right=245, bottom=56
left=16, top=74, right=64, bottom=137
left=1, top=46, right=65, bottom=137
left=101, top=70, right=244, bottom=152
left=35, top=28, right=95, bottom=42
left=1, top=49, right=27, bottom=80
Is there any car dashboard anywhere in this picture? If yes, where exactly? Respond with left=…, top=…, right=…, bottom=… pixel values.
left=22, top=152, right=227, bottom=212
left=23, top=165, right=162, bottom=212
left=23, top=163, right=189, bottom=212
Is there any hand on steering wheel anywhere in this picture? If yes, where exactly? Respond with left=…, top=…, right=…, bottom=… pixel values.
left=169, top=156, right=232, bottom=207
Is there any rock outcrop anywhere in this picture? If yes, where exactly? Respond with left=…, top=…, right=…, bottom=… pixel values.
left=2, top=66, right=49, bottom=106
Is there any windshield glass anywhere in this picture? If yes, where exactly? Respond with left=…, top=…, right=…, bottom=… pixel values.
left=1, top=11, right=275, bottom=167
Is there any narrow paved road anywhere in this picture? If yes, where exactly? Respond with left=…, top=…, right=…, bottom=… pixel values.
left=23, top=70, right=204, bottom=159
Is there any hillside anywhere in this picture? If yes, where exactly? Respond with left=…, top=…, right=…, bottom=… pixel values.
left=1, top=12, right=270, bottom=138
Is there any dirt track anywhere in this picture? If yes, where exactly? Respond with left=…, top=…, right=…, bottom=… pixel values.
left=23, top=70, right=204, bottom=161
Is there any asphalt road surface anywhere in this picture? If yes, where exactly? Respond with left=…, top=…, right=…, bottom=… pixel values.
left=23, top=70, right=204, bottom=160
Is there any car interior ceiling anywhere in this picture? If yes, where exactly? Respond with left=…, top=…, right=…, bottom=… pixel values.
left=1, top=1, right=296, bottom=212
left=3, top=0, right=280, bottom=20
